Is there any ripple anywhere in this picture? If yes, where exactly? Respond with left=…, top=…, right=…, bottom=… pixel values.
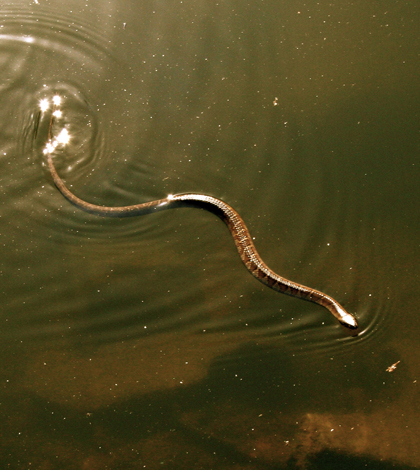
left=0, top=3, right=131, bottom=234
left=0, top=4, right=113, bottom=64
left=0, top=3, right=380, bottom=348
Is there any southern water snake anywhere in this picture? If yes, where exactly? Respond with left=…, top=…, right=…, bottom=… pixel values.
left=47, top=154, right=358, bottom=330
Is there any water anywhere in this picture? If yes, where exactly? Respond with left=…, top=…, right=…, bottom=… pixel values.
left=0, top=0, right=419, bottom=468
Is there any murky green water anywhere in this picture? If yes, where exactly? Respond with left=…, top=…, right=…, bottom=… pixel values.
left=0, top=0, right=419, bottom=468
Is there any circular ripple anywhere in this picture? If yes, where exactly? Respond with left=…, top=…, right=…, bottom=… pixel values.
left=0, top=3, right=136, bottom=235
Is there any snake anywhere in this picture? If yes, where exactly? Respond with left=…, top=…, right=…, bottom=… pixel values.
left=47, top=154, right=358, bottom=330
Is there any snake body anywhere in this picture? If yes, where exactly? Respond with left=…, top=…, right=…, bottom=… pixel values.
left=48, top=154, right=358, bottom=330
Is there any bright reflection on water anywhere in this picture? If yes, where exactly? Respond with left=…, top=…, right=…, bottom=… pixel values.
left=0, top=0, right=419, bottom=469
left=41, top=95, right=71, bottom=154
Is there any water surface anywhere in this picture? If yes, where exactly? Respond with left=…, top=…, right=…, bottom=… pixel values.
left=0, top=0, right=419, bottom=468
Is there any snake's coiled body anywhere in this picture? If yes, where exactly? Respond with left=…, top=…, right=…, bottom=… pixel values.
left=48, top=154, right=358, bottom=330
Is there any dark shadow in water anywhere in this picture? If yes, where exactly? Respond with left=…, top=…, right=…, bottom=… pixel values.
left=0, top=340, right=408, bottom=469
left=306, top=450, right=418, bottom=470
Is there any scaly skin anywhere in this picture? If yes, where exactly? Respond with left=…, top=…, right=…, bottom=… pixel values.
left=48, top=153, right=358, bottom=330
